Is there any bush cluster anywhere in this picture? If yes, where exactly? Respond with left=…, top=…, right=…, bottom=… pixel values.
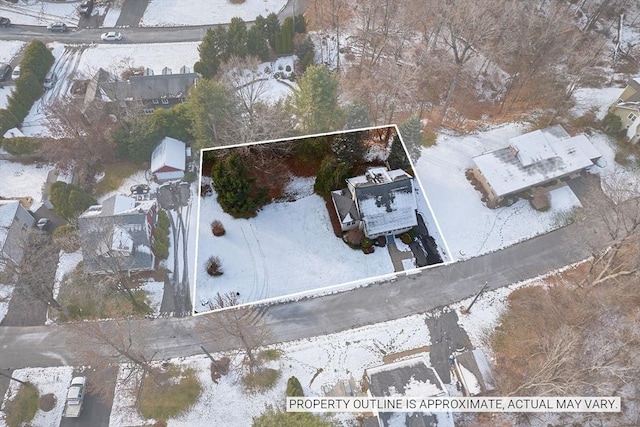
left=211, top=220, right=226, bottom=236
left=1, top=137, right=42, bottom=156
left=153, top=210, right=170, bottom=259
left=206, top=256, right=223, bottom=276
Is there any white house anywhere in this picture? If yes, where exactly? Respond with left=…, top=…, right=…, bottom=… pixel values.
left=150, top=136, right=186, bottom=182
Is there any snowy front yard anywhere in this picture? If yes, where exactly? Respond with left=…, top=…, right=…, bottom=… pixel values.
left=195, top=178, right=396, bottom=310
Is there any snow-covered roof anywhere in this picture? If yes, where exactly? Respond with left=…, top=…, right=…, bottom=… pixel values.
left=150, top=136, right=186, bottom=174
left=510, top=129, right=558, bottom=167
left=473, top=128, right=600, bottom=198
left=3, top=127, right=25, bottom=139
left=366, top=357, right=453, bottom=427
left=0, top=200, right=19, bottom=253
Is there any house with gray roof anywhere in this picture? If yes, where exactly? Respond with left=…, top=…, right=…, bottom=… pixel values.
left=331, top=167, right=418, bottom=239
left=0, top=200, right=35, bottom=270
left=77, top=195, right=157, bottom=274
left=471, top=125, right=601, bottom=207
left=84, top=67, right=198, bottom=115
left=364, top=357, right=454, bottom=427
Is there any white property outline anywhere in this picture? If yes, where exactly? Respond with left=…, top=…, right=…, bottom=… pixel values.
left=191, top=125, right=454, bottom=315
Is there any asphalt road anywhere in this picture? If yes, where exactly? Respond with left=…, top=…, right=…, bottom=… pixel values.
left=0, top=214, right=599, bottom=370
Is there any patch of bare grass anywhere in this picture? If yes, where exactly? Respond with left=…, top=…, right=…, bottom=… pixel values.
left=137, top=366, right=202, bottom=422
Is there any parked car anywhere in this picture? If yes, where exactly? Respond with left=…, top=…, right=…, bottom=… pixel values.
left=62, top=377, right=86, bottom=418
left=0, top=17, right=11, bottom=27
left=43, top=71, right=57, bottom=89
left=11, top=65, right=20, bottom=80
left=37, top=218, right=50, bottom=231
left=47, top=22, right=67, bottom=32
left=79, top=0, right=93, bottom=16
left=100, top=31, right=122, bottom=41
left=0, top=63, right=12, bottom=81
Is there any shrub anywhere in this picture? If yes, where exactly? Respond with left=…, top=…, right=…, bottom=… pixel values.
left=286, top=376, right=304, bottom=397
left=206, top=256, right=223, bottom=276
left=375, top=235, right=386, bottom=247
left=50, top=181, right=97, bottom=221
left=211, top=154, right=269, bottom=218
left=601, top=111, right=622, bottom=136
left=52, top=224, right=81, bottom=252
left=183, top=171, right=197, bottom=183
left=137, top=367, right=202, bottom=421
left=259, top=349, right=282, bottom=361
left=400, top=232, right=413, bottom=244
left=362, top=245, right=375, bottom=254
left=4, top=382, right=39, bottom=427
left=211, top=356, right=231, bottom=383
left=343, top=228, right=364, bottom=247
left=361, top=237, right=373, bottom=249
left=211, top=220, right=225, bottom=236
left=1, top=137, right=42, bottom=156
left=242, top=368, right=281, bottom=392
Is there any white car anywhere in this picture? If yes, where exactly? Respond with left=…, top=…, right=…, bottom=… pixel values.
left=11, top=65, right=20, bottom=80
left=100, top=31, right=122, bottom=41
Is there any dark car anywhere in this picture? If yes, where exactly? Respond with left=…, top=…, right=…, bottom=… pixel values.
left=79, top=0, right=93, bottom=16
left=0, top=63, right=12, bottom=81
left=47, top=22, right=67, bottom=32
left=0, top=17, right=11, bottom=27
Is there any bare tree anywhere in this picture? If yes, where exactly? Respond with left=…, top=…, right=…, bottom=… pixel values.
left=73, top=316, right=160, bottom=401
left=0, top=230, right=63, bottom=313
left=200, top=292, right=272, bottom=375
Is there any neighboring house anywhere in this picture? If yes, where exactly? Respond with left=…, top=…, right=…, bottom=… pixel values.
left=364, top=357, right=454, bottom=427
left=471, top=125, right=601, bottom=207
left=331, top=167, right=418, bottom=239
left=84, top=67, right=198, bottom=115
left=77, top=195, right=157, bottom=274
left=0, top=199, right=35, bottom=269
left=452, top=349, right=497, bottom=397
left=608, top=78, right=640, bottom=144
left=151, top=137, right=186, bottom=182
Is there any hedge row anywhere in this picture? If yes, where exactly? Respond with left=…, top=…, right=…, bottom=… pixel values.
left=0, top=40, right=54, bottom=136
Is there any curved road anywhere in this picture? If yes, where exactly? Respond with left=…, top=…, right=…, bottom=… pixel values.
left=0, top=215, right=601, bottom=370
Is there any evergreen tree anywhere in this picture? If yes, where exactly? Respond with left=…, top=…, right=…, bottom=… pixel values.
left=387, top=136, right=411, bottom=170
left=247, top=25, right=269, bottom=61
left=211, top=154, right=268, bottom=218
left=20, top=40, right=55, bottom=82
left=50, top=182, right=97, bottom=221
left=294, top=13, right=306, bottom=33
left=253, top=15, right=268, bottom=40
left=343, top=101, right=371, bottom=130
left=252, top=407, right=335, bottom=427
left=330, top=131, right=366, bottom=168
left=186, top=79, right=240, bottom=150
left=314, top=156, right=348, bottom=195
left=295, top=36, right=315, bottom=74
left=292, top=64, right=343, bottom=134
left=264, top=13, right=281, bottom=49
left=286, top=376, right=304, bottom=397
left=279, top=17, right=295, bottom=54
left=195, top=26, right=228, bottom=78
left=398, top=115, right=423, bottom=163
left=227, top=17, right=248, bottom=58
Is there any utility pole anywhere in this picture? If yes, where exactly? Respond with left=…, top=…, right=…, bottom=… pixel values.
left=461, top=281, right=489, bottom=314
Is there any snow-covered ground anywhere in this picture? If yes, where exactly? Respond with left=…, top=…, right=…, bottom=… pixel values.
left=0, top=366, right=74, bottom=427
left=570, top=86, right=623, bottom=119
left=53, top=251, right=83, bottom=301
left=0, top=41, right=24, bottom=64
left=195, top=178, right=396, bottom=310
left=414, top=124, right=584, bottom=259
left=140, top=0, right=287, bottom=27
left=0, top=159, right=52, bottom=205
left=111, top=311, right=432, bottom=426
left=140, top=280, right=164, bottom=316
left=0, top=0, right=79, bottom=27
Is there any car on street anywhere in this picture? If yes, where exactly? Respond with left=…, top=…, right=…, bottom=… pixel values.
left=100, top=31, right=122, bottom=41
left=11, top=65, right=20, bottom=80
left=47, top=22, right=67, bottom=32
left=0, top=63, right=12, bottom=81
left=43, top=71, right=57, bottom=89
left=0, top=17, right=11, bottom=27
left=79, top=0, right=93, bottom=16
left=37, top=218, right=50, bottom=231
